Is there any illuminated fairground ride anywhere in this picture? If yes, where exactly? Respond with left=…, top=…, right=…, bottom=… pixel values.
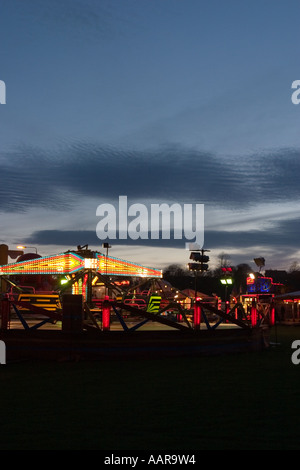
left=0, top=246, right=275, bottom=362
left=0, top=245, right=275, bottom=335
left=0, top=245, right=165, bottom=328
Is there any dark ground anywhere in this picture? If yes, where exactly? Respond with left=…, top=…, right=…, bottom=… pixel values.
left=0, top=325, right=300, bottom=450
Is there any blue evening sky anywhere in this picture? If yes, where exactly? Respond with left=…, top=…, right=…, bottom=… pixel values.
left=0, top=0, right=299, bottom=272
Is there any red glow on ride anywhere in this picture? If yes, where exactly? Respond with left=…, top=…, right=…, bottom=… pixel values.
left=251, top=299, right=257, bottom=327
left=194, top=301, right=201, bottom=329
left=102, top=295, right=111, bottom=331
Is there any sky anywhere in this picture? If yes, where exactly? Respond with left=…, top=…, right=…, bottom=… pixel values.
left=0, top=0, right=299, bottom=274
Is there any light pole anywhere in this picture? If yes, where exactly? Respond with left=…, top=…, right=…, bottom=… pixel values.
left=220, top=277, right=233, bottom=303
left=188, top=248, right=210, bottom=300
left=102, top=243, right=111, bottom=296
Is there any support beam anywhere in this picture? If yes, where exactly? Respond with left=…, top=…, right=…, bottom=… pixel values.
left=198, top=301, right=251, bottom=330
left=113, top=301, right=191, bottom=331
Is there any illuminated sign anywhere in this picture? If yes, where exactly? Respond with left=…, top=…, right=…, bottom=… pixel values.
left=0, top=252, right=84, bottom=275
left=0, top=251, right=162, bottom=278
left=96, top=253, right=161, bottom=278
left=247, top=277, right=272, bottom=293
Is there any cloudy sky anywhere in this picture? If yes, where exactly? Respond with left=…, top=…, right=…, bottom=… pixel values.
left=0, top=0, right=299, bottom=272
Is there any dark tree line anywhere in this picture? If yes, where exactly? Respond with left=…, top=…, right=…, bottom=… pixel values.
left=163, top=262, right=300, bottom=298
left=162, top=263, right=252, bottom=298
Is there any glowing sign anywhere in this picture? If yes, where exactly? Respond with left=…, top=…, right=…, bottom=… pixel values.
left=96, top=253, right=162, bottom=278
left=0, top=251, right=162, bottom=278
left=0, top=252, right=84, bottom=275
left=247, top=277, right=272, bottom=293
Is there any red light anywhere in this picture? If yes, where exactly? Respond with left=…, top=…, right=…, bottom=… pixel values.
left=102, top=295, right=111, bottom=331
left=270, top=303, right=275, bottom=326
left=194, top=302, right=201, bottom=330
left=251, top=300, right=257, bottom=327
left=221, top=267, right=232, bottom=272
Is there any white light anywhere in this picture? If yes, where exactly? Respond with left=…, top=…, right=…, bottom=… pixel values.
left=84, top=258, right=98, bottom=269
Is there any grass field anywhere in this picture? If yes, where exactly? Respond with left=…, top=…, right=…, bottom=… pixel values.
left=1, top=324, right=300, bottom=450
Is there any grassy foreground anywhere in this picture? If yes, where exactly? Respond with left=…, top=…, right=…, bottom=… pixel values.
left=1, top=325, right=300, bottom=450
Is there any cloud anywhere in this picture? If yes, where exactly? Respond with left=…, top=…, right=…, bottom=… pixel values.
left=5, top=0, right=129, bottom=43
left=0, top=142, right=299, bottom=215
left=25, top=215, right=300, bottom=253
